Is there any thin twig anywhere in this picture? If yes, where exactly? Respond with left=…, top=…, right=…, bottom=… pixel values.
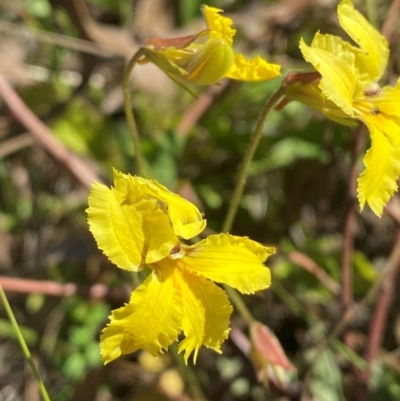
left=339, top=124, right=366, bottom=399
left=176, top=81, right=229, bottom=137
left=0, top=20, right=114, bottom=58
left=0, top=276, right=129, bottom=301
left=122, top=49, right=146, bottom=177
left=340, top=125, right=365, bottom=333
left=0, top=73, right=101, bottom=189
left=0, top=134, right=33, bottom=158
left=386, top=196, right=400, bottom=224
left=328, top=232, right=400, bottom=341
left=362, top=230, right=400, bottom=381
left=288, top=251, right=340, bottom=296
left=381, top=0, right=400, bottom=40
left=0, top=285, right=52, bottom=401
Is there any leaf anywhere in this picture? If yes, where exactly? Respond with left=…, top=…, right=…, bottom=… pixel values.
left=309, top=348, right=345, bottom=401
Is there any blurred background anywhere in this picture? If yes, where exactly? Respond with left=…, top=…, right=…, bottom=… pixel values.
left=1, top=0, right=400, bottom=400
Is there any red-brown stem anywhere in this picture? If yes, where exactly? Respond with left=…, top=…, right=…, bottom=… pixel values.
left=176, top=80, right=228, bottom=137
left=381, top=0, right=400, bottom=40
left=361, top=230, right=400, bottom=382
left=288, top=251, right=340, bottom=296
left=0, top=276, right=129, bottom=301
left=341, top=125, right=365, bottom=332
left=0, top=73, right=101, bottom=189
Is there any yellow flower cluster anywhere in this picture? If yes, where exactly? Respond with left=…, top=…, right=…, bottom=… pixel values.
left=87, top=0, right=398, bottom=367
left=282, top=0, right=400, bottom=217
left=87, top=170, right=274, bottom=363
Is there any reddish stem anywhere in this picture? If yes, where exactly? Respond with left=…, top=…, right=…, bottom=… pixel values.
left=341, top=125, right=365, bottom=322
left=0, top=73, right=101, bottom=189
left=0, top=276, right=129, bottom=301
left=362, top=230, right=400, bottom=382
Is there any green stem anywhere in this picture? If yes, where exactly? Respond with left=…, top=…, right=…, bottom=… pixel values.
left=0, top=285, right=51, bottom=401
left=224, top=286, right=254, bottom=326
left=123, top=48, right=146, bottom=177
left=222, top=88, right=284, bottom=233
left=221, top=88, right=283, bottom=327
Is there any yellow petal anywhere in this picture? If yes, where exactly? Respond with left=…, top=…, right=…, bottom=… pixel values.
left=87, top=182, right=144, bottom=271
left=113, top=168, right=205, bottom=240
left=181, top=234, right=273, bottom=294
left=300, top=36, right=357, bottom=116
left=225, top=54, right=281, bottom=81
left=171, top=262, right=232, bottom=363
left=338, top=0, right=388, bottom=82
left=357, top=128, right=400, bottom=216
left=363, top=112, right=400, bottom=149
left=133, top=175, right=206, bottom=239
left=89, top=171, right=178, bottom=268
left=100, top=266, right=183, bottom=364
left=202, top=5, right=236, bottom=46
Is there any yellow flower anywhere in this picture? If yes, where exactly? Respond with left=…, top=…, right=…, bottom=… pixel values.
left=140, top=5, right=280, bottom=90
left=280, top=0, right=400, bottom=217
left=87, top=170, right=274, bottom=363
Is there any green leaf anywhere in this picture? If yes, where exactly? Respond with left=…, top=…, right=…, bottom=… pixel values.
left=309, top=348, right=345, bottom=401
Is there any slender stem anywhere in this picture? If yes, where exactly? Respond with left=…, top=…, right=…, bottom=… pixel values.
left=222, top=88, right=284, bottom=233
left=340, top=125, right=365, bottom=333
left=171, top=345, right=207, bottom=401
left=220, top=88, right=283, bottom=328
left=361, top=230, right=400, bottom=382
left=123, top=49, right=146, bottom=177
left=0, top=285, right=51, bottom=401
left=224, top=286, right=254, bottom=326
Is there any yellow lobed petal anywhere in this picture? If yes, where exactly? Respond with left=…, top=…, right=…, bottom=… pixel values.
left=113, top=171, right=179, bottom=265
left=113, top=169, right=205, bottom=240
left=202, top=5, right=236, bottom=46
left=170, top=261, right=232, bottom=363
left=100, top=266, right=183, bottom=364
left=300, top=36, right=357, bottom=116
left=89, top=171, right=178, bottom=268
left=357, top=128, right=400, bottom=216
left=362, top=112, right=400, bottom=149
left=225, top=54, right=281, bottom=81
left=134, top=176, right=206, bottom=239
left=87, top=182, right=144, bottom=271
left=338, top=0, right=389, bottom=83
left=181, top=233, right=273, bottom=294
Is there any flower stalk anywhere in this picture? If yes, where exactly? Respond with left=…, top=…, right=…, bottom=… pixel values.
left=222, top=87, right=284, bottom=233
left=0, top=285, right=52, bottom=401
left=123, top=48, right=146, bottom=177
